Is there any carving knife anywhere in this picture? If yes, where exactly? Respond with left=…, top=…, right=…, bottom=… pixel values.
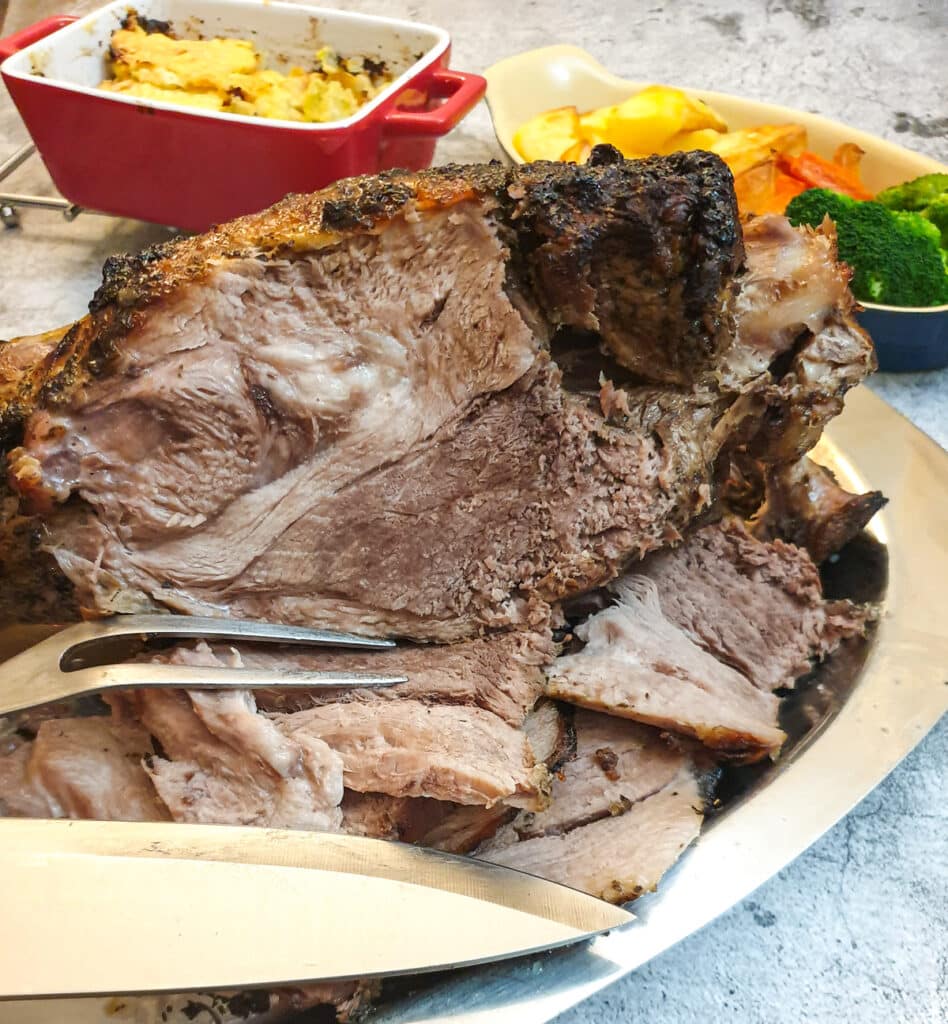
left=0, top=817, right=632, bottom=998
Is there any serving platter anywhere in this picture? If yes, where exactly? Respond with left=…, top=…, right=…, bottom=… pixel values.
left=1, top=382, right=945, bottom=1024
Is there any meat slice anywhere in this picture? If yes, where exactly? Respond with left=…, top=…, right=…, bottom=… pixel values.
left=0, top=736, right=57, bottom=817
left=248, top=627, right=556, bottom=726
left=639, top=517, right=869, bottom=693
left=753, top=456, right=886, bottom=563
left=339, top=792, right=448, bottom=842
left=490, top=710, right=691, bottom=844
left=28, top=717, right=166, bottom=821
left=110, top=661, right=344, bottom=831
left=25, top=355, right=722, bottom=640
left=0, top=719, right=167, bottom=821
left=478, top=765, right=704, bottom=903
left=546, top=577, right=785, bottom=758
left=271, top=700, right=548, bottom=809
left=418, top=803, right=518, bottom=855
left=523, top=698, right=575, bottom=769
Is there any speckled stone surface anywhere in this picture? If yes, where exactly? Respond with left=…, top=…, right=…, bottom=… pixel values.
left=0, top=1, right=946, bottom=1021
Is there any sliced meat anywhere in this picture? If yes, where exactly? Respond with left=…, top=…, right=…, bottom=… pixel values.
left=28, top=358, right=722, bottom=640
left=271, top=700, right=549, bottom=809
left=419, top=803, right=518, bottom=855
left=338, top=792, right=515, bottom=853
left=546, top=577, right=785, bottom=758
left=27, top=717, right=166, bottom=821
left=523, top=698, right=575, bottom=769
left=339, top=792, right=449, bottom=842
left=0, top=735, right=57, bottom=817
left=639, top=517, right=870, bottom=692
left=110, top=660, right=344, bottom=831
left=489, top=710, right=691, bottom=844
left=477, top=766, right=704, bottom=903
left=754, top=456, right=886, bottom=563
left=0, top=719, right=166, bottom=821
left=246, top=627, right=556, bottom=726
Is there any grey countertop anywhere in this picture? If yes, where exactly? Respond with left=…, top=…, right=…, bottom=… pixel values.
left=1, top=1, right=946, bottom=1021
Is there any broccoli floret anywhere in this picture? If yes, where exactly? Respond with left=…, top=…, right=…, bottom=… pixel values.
left=785, top=188, right=948, bottom=307
left=920, top=192, right=948, bottom=249
left=876, top=173, right=948, bottom=212
left=877, top=173, right=948, bottom=249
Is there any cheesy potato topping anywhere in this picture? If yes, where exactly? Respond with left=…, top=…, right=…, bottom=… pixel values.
left=100, top=14, right=391, bottom=123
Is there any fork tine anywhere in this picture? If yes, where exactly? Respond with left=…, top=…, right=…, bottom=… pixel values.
left=71, top=663, right=407, bottom=698
left=66, top=615, right=395, bottom=653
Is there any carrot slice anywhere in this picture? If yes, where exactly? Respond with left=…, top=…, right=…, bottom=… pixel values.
left=777, top=151, right=873, bottom=200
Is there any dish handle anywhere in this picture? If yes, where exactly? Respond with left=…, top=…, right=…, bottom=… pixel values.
left=0, top=15, right=77, bottom=61
left=384, top=68, right=486, bottom=137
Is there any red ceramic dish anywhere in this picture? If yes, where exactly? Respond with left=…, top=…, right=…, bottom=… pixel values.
left=0, top=1, right=485, bottom=231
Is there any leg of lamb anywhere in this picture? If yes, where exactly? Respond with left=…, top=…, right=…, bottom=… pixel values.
left=2, top=149, right=873, bottom=640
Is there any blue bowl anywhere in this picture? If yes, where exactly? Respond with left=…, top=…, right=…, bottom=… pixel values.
left=856, top=301, right=948, bottom=373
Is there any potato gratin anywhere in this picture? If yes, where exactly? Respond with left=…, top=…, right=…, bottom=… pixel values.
left=99, top=12, right=392, bottom=123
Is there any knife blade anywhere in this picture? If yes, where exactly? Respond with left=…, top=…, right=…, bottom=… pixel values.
left=0, top=818, right=632, bottom=998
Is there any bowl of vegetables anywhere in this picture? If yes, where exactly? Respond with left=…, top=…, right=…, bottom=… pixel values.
left=484, top=45, right=948, bottom=372
left=784, top=177, right=947, bottom=372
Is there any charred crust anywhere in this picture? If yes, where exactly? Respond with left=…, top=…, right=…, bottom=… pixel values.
left=319, top=177, right=416, bottom=232
left=1, top=153, right=743, bottom=432
left=587, top=143, right=625, bottom=167
left=122, top=11, right=173, bottom=35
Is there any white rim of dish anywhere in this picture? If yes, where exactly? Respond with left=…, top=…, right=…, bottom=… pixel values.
left=0, top=0, right=451, bottom=132
left=859, top=300, right=948, bottom=313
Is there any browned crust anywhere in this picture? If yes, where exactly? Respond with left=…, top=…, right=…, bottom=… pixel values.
left=0, top=149, right=741, bottom=443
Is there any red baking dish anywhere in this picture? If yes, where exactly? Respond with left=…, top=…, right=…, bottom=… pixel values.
left=0, top=0, right=485, bottom=231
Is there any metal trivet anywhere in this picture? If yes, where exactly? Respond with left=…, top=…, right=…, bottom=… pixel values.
left=0, top=142, right=113, bottom=227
